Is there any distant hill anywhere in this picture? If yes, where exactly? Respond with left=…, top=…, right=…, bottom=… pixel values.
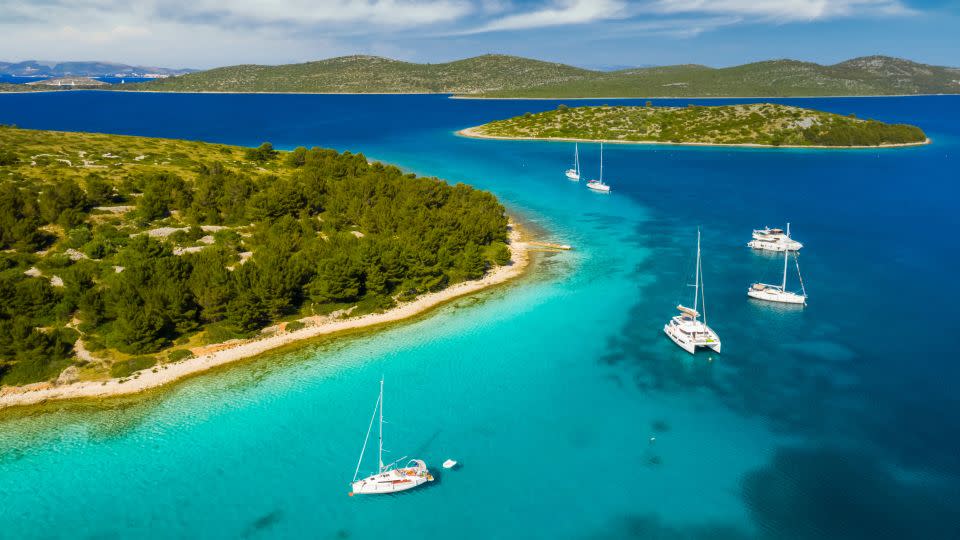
left=125, top=55, right=590, bottom=94
left=493, top=56, right=960, bottom=98
left=124, top=54, right=960, bottom=97
left=0, top=60, right=195, bottom=78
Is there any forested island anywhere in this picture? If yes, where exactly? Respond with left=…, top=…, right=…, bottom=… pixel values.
left=0, top=127, right=513, bottom=392
left=121, top=54, right=960, bottom=97
left=461, top=103, right=928, bottom=147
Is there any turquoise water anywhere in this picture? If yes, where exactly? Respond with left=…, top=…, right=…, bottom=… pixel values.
left=1, top=93, right=959, bottom=539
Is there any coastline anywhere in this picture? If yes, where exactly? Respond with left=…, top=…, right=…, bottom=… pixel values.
left=448, top=93, right=956, bottom=100
left=0, top=224, right=533, bottom=410
left=456, top=126, right=932, bottom=149
left=1, top=89, right=957, bottom=99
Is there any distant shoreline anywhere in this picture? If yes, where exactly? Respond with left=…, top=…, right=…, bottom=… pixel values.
left=449, top=93, right=957, bottom=100
left=1, top=89, right=958, bottom=99
left=0, top=222, right=534, bottom=411
left=456, top=126, right=932, bottom=149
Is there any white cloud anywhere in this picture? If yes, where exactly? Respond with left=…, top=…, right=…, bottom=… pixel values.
left=461, top=0, right=630, bottom=34
left=0, top=0, right=475, bottom=66
left=0, top=0, right=474, bottom=30
left=0, top=0, right=927, bottom=67
left=600, top=15, right=743, bottom=39
left=650, top=0, right=914, bottom=22
left=57, top=24, right=151, bottom=44
left=174, top=0, right=474, bottom=26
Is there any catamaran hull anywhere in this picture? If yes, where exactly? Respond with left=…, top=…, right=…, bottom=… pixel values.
left=747, top=289, right=806, bottom=305
left=663, top=324, right=722, bottom=355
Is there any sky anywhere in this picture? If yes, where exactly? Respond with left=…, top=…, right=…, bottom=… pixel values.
left=1, top=0, right=958, bottom=69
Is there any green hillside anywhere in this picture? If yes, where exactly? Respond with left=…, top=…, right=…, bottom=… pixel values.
left=486, top=56, right=960, bottom=97
left=464, top=103, right=928, bottom=147
left=127, top=54, right=591, bottom=94
left=124, top=54, right=960, bottom=97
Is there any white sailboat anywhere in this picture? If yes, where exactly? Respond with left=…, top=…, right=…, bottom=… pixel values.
left=565, top=143, right=581, bottom=181
left=586, top=142, right=611, bottom=192
left=350, top=379, right=433, bottom=496
left=664, top=229, right=722, bottom=354
left=748, top=224, right=807, bottom=305
left=748, top=224, right=803, bottom=252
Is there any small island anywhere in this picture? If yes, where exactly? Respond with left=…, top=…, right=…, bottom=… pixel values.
left=460, top=103, right=929, bottom=148
left=0, top=127, right=527, bottom=408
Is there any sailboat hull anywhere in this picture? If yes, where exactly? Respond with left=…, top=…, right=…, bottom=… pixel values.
left=586, top=181, right=610, bottom=192
left=565, top=169, right=580, bottom=181
left=351, top=463, right=434, bottom=495
left=747, top=287, right=806, bottom=305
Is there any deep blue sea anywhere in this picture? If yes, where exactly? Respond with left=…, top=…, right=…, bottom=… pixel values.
left=1, top=92, right=958, bottom=539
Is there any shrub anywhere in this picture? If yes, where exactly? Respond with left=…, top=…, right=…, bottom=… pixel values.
left=167, top=349, right=194, bottom=362
left=285, top=320, right=306, bottom=332
left=0, top=150, right=19, bottom=166
left=245, top=142, right=277, bottom=163
left=110, top=355, right=156, bottom=378
left=491, top=243, right=511, bottom=266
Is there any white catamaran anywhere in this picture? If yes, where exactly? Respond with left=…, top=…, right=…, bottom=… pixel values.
left=586, top=142, right=611, bottom=192
left=664, top=229, right=722, bottom=355
left=748, top=224, right=808, bottom=305
left=565, top=143, right=581, bottom=181
left=350, top=379, right=434, bottom=496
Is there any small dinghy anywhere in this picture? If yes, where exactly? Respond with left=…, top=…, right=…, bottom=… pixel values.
left=442, top=459, right=458, bottom=469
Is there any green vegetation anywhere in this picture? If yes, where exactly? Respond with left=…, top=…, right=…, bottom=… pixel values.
left=167, top=349, right=194, bottom=362
left=125, top=55, right=590, bottom=94
left=481, top=57, right=960, bottom=98
left=110, top=355, right=156, bottom=378
left=0, top=84, right=43, bottom=93
left=0, top=126, right=509, bottom=386
left=469, top=103, right=927, bottom=147
left=122, top=55, right=960, bottom=97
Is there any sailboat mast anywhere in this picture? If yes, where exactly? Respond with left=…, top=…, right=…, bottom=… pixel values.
left=782, top=224, right=791, bottom=290
left=353, top=382, right=381, bottom=482
left=575, top=144, right=579, bottom=174
left=600, top=142, right=604, bottom=182
left=378, top=378, right=384, bottom=472
left=694, top=229, right=701, bottom=314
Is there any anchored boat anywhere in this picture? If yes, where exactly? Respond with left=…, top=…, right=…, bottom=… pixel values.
left=350, top=379, right=434, bottom=495
left=664, top=229, right=721, bottom=355
left=748, top=224, right=803, bottom=252
left=748, top=225, right=808, bottom=305
left=565, top=143, right=581, bottom=181
left=586, top=142, right=611, bottom=192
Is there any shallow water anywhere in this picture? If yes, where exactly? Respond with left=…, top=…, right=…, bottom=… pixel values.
left=1, top=93, right=958, bottom=539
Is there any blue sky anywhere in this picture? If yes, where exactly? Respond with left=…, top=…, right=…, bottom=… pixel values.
left=1, top=0, right=958, bottom=69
